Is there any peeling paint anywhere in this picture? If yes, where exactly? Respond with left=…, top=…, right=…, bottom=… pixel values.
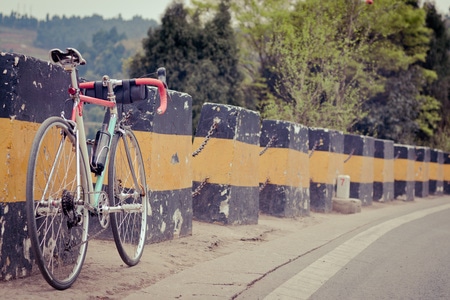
left=219, top=199, right=229, bottom=218
left=14, top=57, right=19, bottom=66
left=172, top=209, right=183, bottom=238
left=171, top=153, right=179, bottom=164
left=32, top=81, right=43, bottom=88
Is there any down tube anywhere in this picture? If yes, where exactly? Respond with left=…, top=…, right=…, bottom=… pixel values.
left=92, top=113, right=118, bottom=206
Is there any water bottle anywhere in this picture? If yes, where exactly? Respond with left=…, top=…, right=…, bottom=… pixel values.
left=90, top=124, right=111, bottom=175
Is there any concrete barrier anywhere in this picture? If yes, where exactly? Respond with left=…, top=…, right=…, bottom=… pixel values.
left=0, top=52, right=193, bottom=280
left=0, top=52, right=71, bottom=280
left=444, top=152, right=450, bottom=194
left=128, top=88, right=193, bottom=242
left=414, top=146, right=430, bottom=198
left=308, top=128, right=344, bottom=212
left=343, top=134, right=374, bottom=206
left=429, top=149, right=444, bottom=195
left=3, top=51, right=450, bottom=284
left=373, top=139, right=394, bottom=201
left=192, top=103, right=260, bottom=225
left=394, top=144, right=415, bottom=201
left=259, top=120, right=309, bottom=217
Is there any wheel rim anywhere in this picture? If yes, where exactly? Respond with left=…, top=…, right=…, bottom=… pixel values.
left=27, top=119, right=88, bottom=289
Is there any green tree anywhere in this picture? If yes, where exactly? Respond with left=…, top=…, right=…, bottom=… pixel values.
left=129, top=0, right=243, bottom=131
left=78, top=27, right=128, bottom=79
left=233, top=0, right=389, bottom=131
left=355, top=0, right=439, bottom=145
left=231, top=0, right=434, bottom=142
left=420, top=1, right=450, bottom=150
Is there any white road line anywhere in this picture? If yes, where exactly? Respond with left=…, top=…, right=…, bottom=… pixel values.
left=265, top=203, right=450, bottom=300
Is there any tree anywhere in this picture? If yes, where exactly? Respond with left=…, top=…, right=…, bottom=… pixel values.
left=78, top=27, right=127, bottom=79
left=129, top=0, right=244, bottom=132
left=419, top=1, right=450, bottom=150
left=233, top=0, right=390, bottom=131
left=355, top=0, right=439, bottom=145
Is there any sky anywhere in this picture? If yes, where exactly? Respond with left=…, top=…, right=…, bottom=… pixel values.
left=0, top=0, right=180, bottom=22
left=0, top=0, right=449, bottom=21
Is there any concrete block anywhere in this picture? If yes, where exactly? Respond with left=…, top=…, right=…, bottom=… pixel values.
left=192, top=103, right=260, bottom=225
left=444, top=152, right=450, bottom=195
left=0, top=52, right=69, bottom=281
left=429, top=149, right=444, bottom=195
left=308, top=128, right=344, bottom=213
left=414, top=146, right=430, bottom=197
left=332, top=197, right=362, bottom=214
left=373, top=139, right=394, bottom=202
left=127, top=88, right=193, bottom=242
left=394, top=144, right=415, bottom=201
left=259, top=119, right=309, bottom=217
left=343, top=134, right=374, bottom=206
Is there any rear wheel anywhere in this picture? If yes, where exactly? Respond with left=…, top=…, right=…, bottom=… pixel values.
left=26, top=117, right=89, bottom=290
left=108, top=129, right=147, bottom=266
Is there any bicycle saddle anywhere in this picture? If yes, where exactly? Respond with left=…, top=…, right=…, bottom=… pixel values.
left=49, top=48, right=86, bottom=66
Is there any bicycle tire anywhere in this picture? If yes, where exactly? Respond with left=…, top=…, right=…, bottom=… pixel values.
left=26, top=117, right=89, bottom=290
left=108, top=129, right=147, bottom=266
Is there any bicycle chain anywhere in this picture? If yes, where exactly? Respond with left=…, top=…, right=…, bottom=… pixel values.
left=70, top=215, right=108, bottom=249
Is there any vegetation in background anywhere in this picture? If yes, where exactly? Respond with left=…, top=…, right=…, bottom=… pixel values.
left=1, top=0, right=450, bottom=151
left=0, top=12, right=157, bottom=78
left=128, top=0, right=244, bottom=132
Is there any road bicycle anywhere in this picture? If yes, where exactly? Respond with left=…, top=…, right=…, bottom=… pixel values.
left=26, top=48, right=167, bottom=290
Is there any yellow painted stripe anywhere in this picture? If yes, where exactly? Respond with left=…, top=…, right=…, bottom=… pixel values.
left=0, top=118, right=41, bottom=203
left=444, top=164, right=450, bottom=181
left=259, top=147, right=309, bottom=188
left=385, top=158, right=395, bottom=182
left=192, top=137, right=259, bottom=187
left=135, top=131, right=192, bottom=191
left=394, top=158, right=415, bottom=181
left=373, top=158, right=384, bottom=182
left=309, top=151, right=333, bottom=184
left=437, top=163, right=444, bottom=181
left=343, top=155, right=374, bottom=184
left=309, top=151, right=345, bottom=184
left=429, top=162, right=439, bottom=180
left=414, top=161, right=429, bottom=182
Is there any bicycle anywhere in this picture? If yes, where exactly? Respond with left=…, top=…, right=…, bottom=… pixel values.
left=26, top=48, right=167, bottom=290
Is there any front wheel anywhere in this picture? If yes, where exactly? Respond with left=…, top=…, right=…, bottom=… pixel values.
left=26, top=117, right=89, bottom=290
left=108, top=129, right=147, bottom=266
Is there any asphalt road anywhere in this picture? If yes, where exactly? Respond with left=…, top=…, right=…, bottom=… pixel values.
left=3, top=197, right=448, bottom=299
left=311, top=208, right=450, bottom=300
left=236, top=200, right=450, bottom=300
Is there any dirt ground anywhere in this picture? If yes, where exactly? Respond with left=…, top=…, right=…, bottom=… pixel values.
left=1, top=201, right=404, bottom=299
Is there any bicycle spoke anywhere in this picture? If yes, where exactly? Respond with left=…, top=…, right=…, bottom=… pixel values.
left=26, top=117, right=89, bottom=290
left=109, top=130, right=147, bottom=266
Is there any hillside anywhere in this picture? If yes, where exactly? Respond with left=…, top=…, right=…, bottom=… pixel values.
left=0, top=26, right=48, bottom=60
left=0, top=13, right=157, bottom=66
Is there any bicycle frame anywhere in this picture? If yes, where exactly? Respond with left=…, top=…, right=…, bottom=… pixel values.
left=65, top=67, right=167, bottom=214
left=64, top=69, right=116, bottom=212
